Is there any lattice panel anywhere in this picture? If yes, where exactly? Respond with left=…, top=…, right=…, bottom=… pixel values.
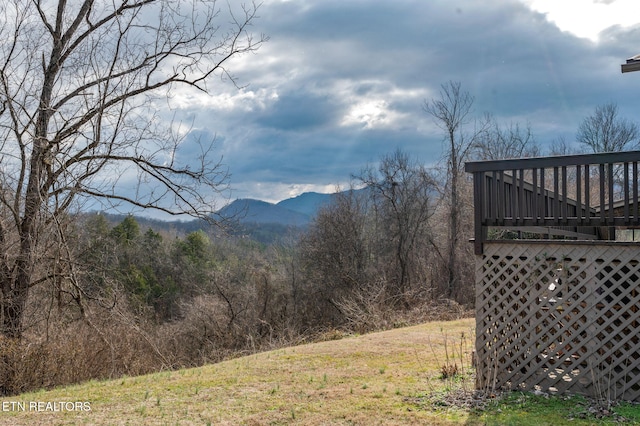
left=476, top=242, right=640, bottom=401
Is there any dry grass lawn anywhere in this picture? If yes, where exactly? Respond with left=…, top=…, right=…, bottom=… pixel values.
left=0, top=318, right=475, bottom=425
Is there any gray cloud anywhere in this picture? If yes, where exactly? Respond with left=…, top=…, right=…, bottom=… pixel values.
left=255, top=91, right=342, bottom=131
left=169, top=0, right=640, bottom=205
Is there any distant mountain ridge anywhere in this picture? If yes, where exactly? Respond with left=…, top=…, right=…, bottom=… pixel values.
left=216, top=192, right=336, bottom=226
left=216, top=199, right=311, bottom=226
left=276, top=192, right=334, bottom=217
left=90, top=189, right=366, bottom=245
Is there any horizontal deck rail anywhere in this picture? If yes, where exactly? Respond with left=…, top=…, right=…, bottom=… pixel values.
left=465, top=151, right=640, bottom=254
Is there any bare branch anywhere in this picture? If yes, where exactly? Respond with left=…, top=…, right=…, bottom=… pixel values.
left=0, top=0, right=265, bottom=337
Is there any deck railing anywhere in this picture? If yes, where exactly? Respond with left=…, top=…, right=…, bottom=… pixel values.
left=465, top=151, right=640, bottom=254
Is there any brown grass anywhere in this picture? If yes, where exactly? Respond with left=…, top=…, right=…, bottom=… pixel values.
left=0, top=318, right=474, bottom=425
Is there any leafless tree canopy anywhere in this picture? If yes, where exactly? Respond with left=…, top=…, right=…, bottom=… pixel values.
left=357, top=150, right=436, bottom=304
left=577, top=102, right=640, bottom=153
left=423, top=81, right=486, bottom=299
left=0, top=0, right=266, bottom=337
left=472, top=114, right=539, bottom=161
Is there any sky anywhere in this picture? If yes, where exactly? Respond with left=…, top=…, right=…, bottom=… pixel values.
left=166, top=0, right=640, bottom=209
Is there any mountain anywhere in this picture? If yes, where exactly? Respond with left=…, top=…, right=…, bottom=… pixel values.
left=218, top=188, right=373, bottom=225
left=217, top=198, right=312, bottom=226
left=93, top=189, right=369, bottom=245
left=275, top=192, right=334, bottom=216
left=218, top=191, right=343, bottom=226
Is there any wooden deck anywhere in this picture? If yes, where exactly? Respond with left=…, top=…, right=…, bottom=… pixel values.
left=465, top=151, right=640, bottom=254
left=466, top=151, right=640, bottom=401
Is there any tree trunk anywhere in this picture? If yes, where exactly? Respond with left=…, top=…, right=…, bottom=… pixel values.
left=447, top=137, right=459, bottom=299
left=2, top=155, right=44, bottom=338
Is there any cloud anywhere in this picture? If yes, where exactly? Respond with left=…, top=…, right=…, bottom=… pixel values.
left=255, top=91, right=341, bottom=131
left=156, top=0, right=640, bottom=207
left=522, top=0, right=640, bottom=41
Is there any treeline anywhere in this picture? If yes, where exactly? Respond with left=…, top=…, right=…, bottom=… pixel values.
left=0, top=149, right=472, bottom=396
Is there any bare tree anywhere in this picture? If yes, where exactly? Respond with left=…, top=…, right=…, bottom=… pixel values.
left=358, top=149, right=435, bottom=306
left=547, top=136, right=579, bottom=156
left=577, top=103, right=639, bottom=153
left=0, top=0, right=266, bottom=338
left=300, top=185, right=375, bottom=325
left=423, top=81, right=487, bottom=299
left=576, top=103, right=639, bottom=201
left=473, top=114, right=539, bottom=161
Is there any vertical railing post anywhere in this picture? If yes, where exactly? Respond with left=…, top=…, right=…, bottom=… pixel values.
left=634, top=162, right=639, bottom=224
left=576, top=165, right=582, bottom=223
left=518, top=169, right=525, bottom=224
left=539, top=168, right=546, bottom=220
left=599, top=164, right=606, bottom=224
left=511, top=169, right=517, bottom=225
left=562, top=166, right=568, bottom=223
left=533, top=168, right=539, bottom=225
left=608, top=163, right=615, bottom=239
left=624, top=162, right=630, bottom=225
left=473, top=171, right=485, bottom=255
left=585, top=164, right=591, bottom=225
left=553, top=167, right=560, bottom=221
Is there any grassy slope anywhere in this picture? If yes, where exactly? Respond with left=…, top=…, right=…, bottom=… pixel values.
left=0, top=319, right=474, bottom=425
left=1, top=318, right=638, bottom=425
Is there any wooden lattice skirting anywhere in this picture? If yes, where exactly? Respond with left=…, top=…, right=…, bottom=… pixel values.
left=476, top=241, right=640, bottom=401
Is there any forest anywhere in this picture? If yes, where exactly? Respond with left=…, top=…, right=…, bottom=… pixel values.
left=1, top=147, right=472, bottom=395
